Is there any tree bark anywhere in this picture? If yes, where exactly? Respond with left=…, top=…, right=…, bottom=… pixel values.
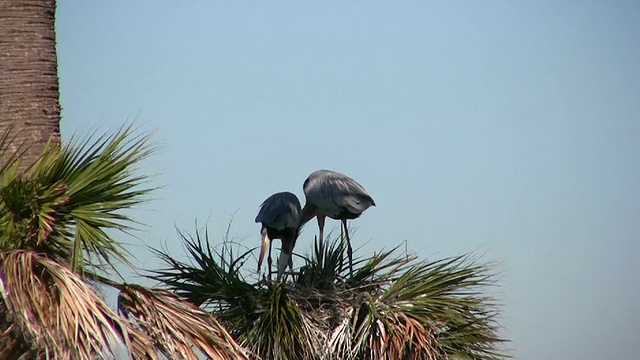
left=0, top=0, right=61, bottom=171
left=0, top=0, right=60, bottom=356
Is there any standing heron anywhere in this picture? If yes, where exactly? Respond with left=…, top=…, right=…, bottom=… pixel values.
left=300, top=169, right=376, bottom=275
left=255, top=191, right=302, bottom=281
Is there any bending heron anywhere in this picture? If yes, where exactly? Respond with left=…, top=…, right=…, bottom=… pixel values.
left=255, top=191, right=302, bottom=281
left=300, top=169, right=375, bottom=275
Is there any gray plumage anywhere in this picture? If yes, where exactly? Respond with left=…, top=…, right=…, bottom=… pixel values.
left=255, top=191, right=302, bottom=231
left=255, top=191, right=302, bottom=281
left=301, top=170, right=375, bottom=222
left=300, top=169, right=375, bottom=275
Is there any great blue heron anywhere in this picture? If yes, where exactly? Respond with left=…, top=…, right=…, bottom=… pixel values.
left=300, top=169, right=376, bottom=275
left=255, top=191, right=302, bottom=281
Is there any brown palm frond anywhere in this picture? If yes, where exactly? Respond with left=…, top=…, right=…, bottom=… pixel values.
left=118, top=284, right=249, bottom=360
left=343, top=296, right=441, bottom=360
left=0, top=250, right=157, bottom=360
left=374, top=312, right=439, bottom=360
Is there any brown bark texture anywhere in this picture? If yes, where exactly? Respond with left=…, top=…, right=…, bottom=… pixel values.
left=0, top=0, right=61, bottom=171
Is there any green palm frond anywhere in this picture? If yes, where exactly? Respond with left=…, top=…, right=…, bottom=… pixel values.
left=0, top=126, right=258, bottom=359
left=295, top=235, right=347, bottom=291
left=150, top=227, right=256, bottom=308
left=0, top=125, right=155, bottom=274
left=150, top=227, right=323, bottom=359
left=151, top=226, right=509, bottom=360
left=244, top=283, right=320, bottom=360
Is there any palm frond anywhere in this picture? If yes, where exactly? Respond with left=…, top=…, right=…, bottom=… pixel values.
left=150, top=227, right=325, bottom=359
left=118, top=284, right=248, bottom=360
left=0, top=250, right=156, bottom=359
left=0, top=124, right=156, bottom=274
left=338, top=254, right=507, bottom=360
left=295, top=236, right=348, bottom=290
left=242, top=283, right=321, bottom=360
left=151, top=226, right=509, bottom=360
left=149, top=226, right=256, bottom=308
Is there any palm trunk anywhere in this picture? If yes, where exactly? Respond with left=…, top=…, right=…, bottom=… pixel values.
left=0, top=0, right=61, bottom=171
left=0, top=1, right=60, bottom=357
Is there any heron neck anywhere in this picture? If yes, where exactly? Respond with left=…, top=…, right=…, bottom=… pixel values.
left=300, top=203, right=317, bottom=225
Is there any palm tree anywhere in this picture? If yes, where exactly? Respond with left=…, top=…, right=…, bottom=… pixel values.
left=151, top=226, right=509, bottom=360
left=0, top=0, right=62, bottom=170
left=0, top=2, right=250, bottom=357
left=0, top=0, right=247, bottom=354
left=0, top=127, right=248, bottom=359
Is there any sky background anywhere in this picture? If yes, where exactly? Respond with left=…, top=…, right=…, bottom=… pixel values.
left=55, top=1, right=639, bottom=359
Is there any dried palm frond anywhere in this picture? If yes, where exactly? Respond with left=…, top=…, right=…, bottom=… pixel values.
left=118, top=284, right=249, bottom=360
left=0, top=250, right=156, bottom=360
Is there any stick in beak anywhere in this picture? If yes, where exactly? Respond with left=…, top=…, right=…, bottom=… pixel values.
left=258, top=231, right=271, bottom=272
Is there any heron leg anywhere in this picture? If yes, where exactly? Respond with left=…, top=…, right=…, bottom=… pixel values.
left=317, top=214, right=326, bottom=246
left=340, top=221, right=345, bottom=267
left=317, top=214, right=326, bottom=265
left=276, top=238, right=294, bottom=281
left=267, top=240, right=273, bottom=281
left=342, top=219, right=353, bottom=276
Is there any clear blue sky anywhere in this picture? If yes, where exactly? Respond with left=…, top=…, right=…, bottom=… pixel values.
left=55, top=1, right=639, bottom=359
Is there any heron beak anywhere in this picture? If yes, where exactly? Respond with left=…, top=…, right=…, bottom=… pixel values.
left=258, top=232, right=270, bottom=271
left=276, top=250, right=290, bottom=281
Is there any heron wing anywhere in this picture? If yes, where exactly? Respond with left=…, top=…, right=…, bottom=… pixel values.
left=304, top=170, right=375, bottom=218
